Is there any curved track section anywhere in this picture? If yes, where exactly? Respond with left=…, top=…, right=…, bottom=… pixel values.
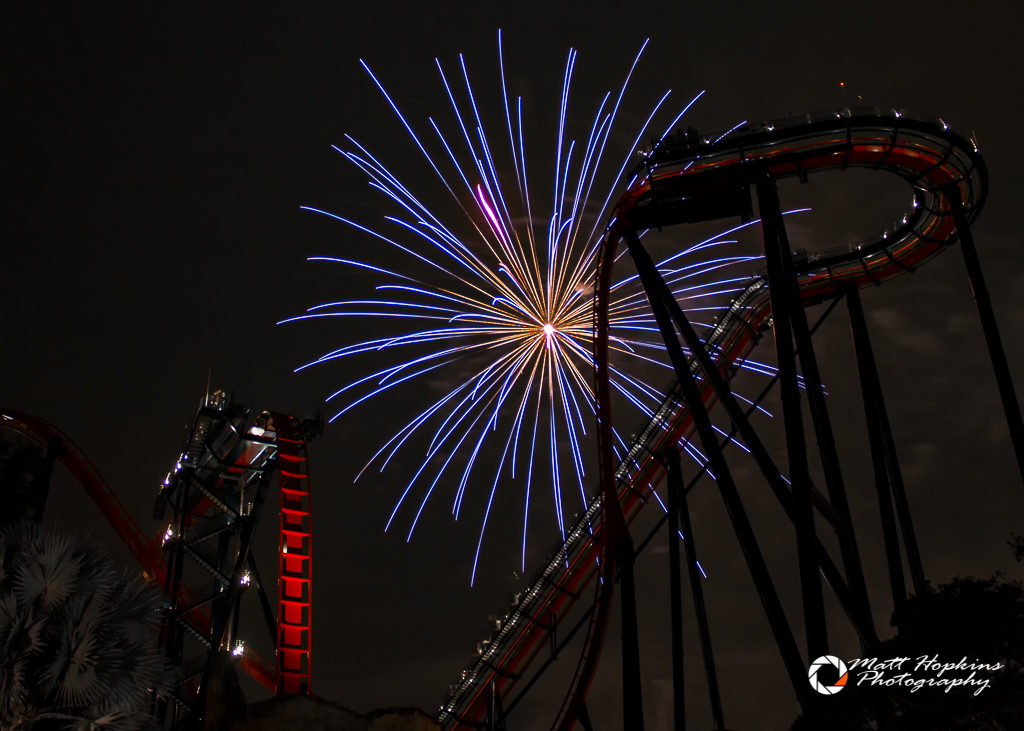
left=439, top=107, right=985, bottom=728
left=1, top=409, right=165, bottom=578
left=0, top=407, right=281, bottom=694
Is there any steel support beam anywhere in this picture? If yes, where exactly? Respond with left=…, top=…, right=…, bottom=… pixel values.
left=196, top=473, right=272, bottom=724
left=213, top=475, right=273, bottom=648
left=618, top=532, right=646, bottom=731
left=666, top=449, right=686, bottom=731
left=666, top=446, right=725, bottom=730
left=878, top=398, right=926, bottom=596
left=757, top=177, right=829, bottom=659
left=625, top=232, right=877, bottom=646
left=246, top=552, right=280, bottom=654
left=847, top=288, right=926, bottom=602
left=626, top=232, right=812, bottom=711
left=947, top=186, right=1024, bottom=485
left=778, top=256, right=875, bottom=651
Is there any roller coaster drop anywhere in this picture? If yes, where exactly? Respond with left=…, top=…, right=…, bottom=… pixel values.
left=3, top=107, right=1021, bottom=730
left=439, top=108, right=1024, bottom=729
left=0, top=394, right=317, bottom=728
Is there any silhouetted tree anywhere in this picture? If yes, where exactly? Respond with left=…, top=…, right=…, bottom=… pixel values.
left=1009, top=532, right=1024, bottom=564
left=790, top=574, right=1024, bottom=730
left=0, top=522, right=170, bottom=730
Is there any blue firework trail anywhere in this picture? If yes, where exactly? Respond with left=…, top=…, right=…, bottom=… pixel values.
left=282, top=32, right=786, bottom=584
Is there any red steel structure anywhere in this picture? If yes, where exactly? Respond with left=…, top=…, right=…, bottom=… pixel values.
left=438, top=107, right=1021, bottom=728
left=0, top=397, right=316, bottom=722
left=274, top=415, right=313, bottom=696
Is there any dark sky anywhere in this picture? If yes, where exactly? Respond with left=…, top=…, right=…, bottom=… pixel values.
left=3, top=3, right=1023, bottom=729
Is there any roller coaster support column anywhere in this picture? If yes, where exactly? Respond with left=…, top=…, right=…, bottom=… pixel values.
left=770, top=239, right=873, bottom=648
left=626, top=237, right=876, bottom=646
left=159, top=467, right=192, bottom=728
left=666, top=446, right=725, bottom=730
left=757, top=176, right=829, bottom=660
left=626, top=232, right=812, bottom=712
left=847, top=288, right=926, bottom=603
left=244, top=552, right=280, bottom=658
left=618, top=531, right=645, bottom=731
left=947, top=186, right=1024, bottom=485
left=201, top=472, right=273, bottom=710
left=666, top=447, right=686, bottom=730
left=783, top=286, right=874, bottom=652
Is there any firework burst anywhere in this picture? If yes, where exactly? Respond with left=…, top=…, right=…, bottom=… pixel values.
left=283, top=33, right=774, bottom=582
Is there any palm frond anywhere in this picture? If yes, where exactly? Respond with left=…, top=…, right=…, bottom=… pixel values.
left=0, top=524, right=168, bottom=730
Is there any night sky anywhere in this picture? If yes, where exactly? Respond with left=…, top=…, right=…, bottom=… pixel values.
left=3, top=3, right=1023, bottom=729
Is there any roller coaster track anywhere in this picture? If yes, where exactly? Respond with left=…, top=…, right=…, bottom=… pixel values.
left=1, top=409, right=166, bottom=581
left=0, top=405, right=313, bottom=699
left=438, top=107, right=986, bottom=728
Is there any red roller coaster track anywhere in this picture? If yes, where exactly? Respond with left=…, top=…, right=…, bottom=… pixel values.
left=0, top=405, right=313, bottom=699
left=439, top=107, right=986, bottom=728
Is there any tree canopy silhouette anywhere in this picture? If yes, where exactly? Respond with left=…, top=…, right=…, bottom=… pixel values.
left=790, top=549, right=1024, bottom=730
left=0, top=522, right=170, bottom=730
